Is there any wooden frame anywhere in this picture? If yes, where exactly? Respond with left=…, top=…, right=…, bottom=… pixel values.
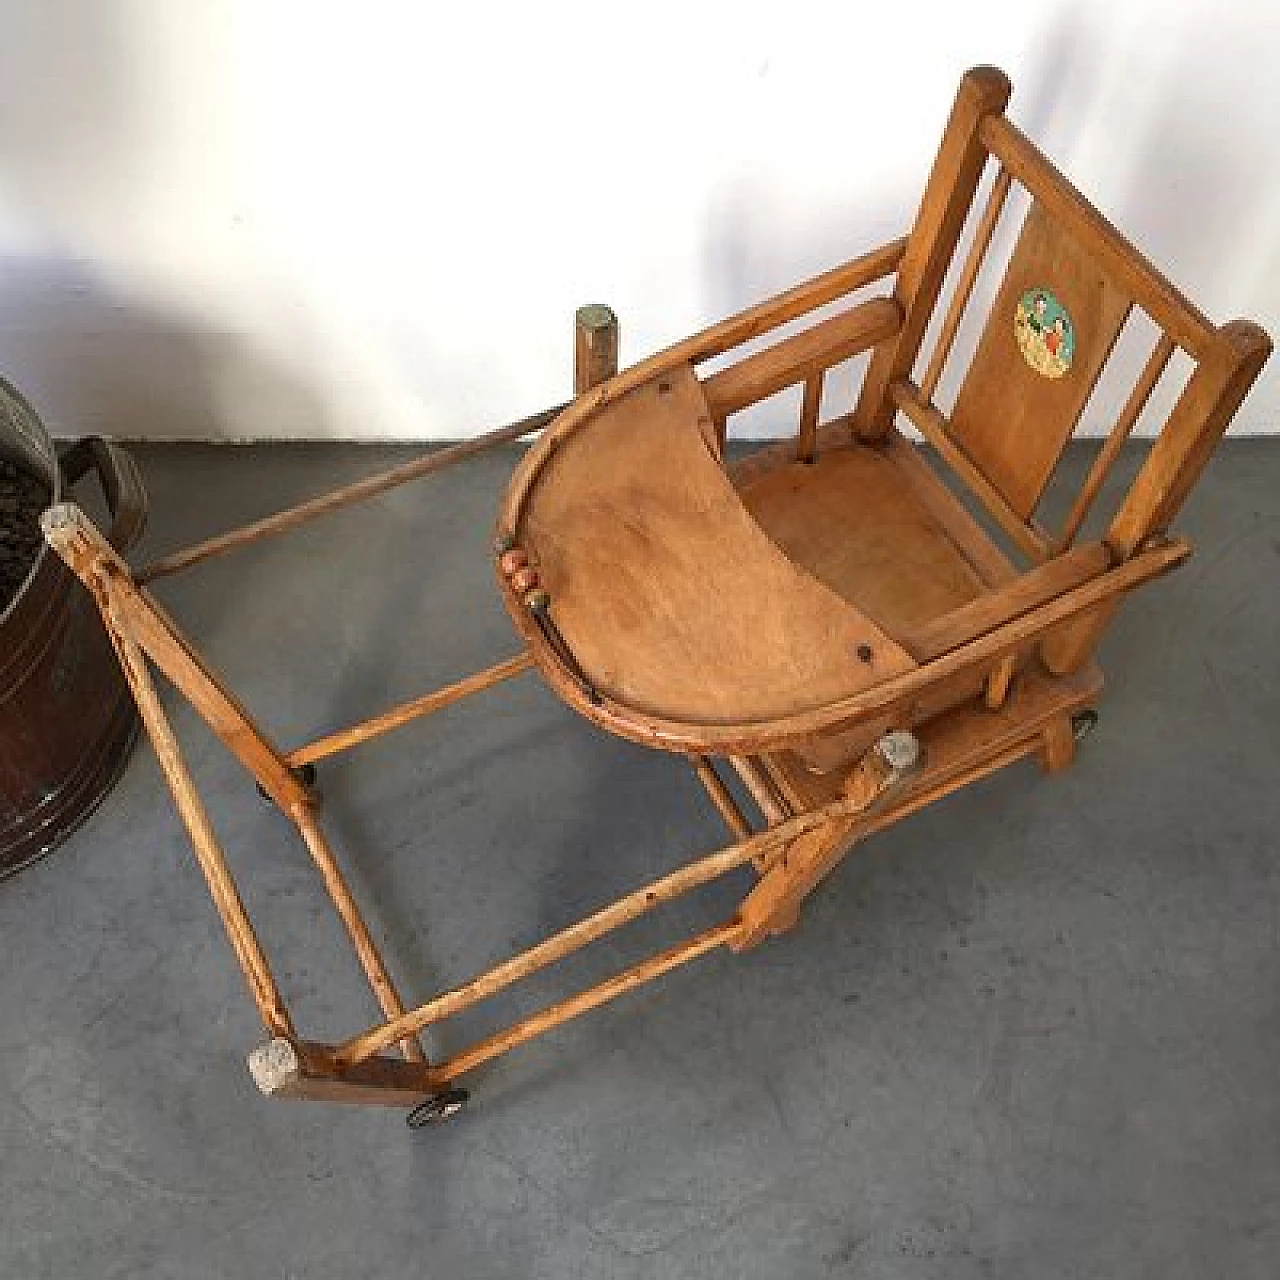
left=42, top=66, right=1269, bottom=1121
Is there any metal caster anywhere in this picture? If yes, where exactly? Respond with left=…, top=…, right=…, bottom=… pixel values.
left=1071, top=709, right=1099, bottom=741
left=406, top=1087, right=470, bottom=1129
left=257, top=762, right=318, bottom=804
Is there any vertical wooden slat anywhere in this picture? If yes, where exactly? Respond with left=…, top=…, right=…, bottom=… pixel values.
left=1108, top=321, right=1272, bottom=556
left=919, top=166, right=1013, bottom=403
left=1042, top=319, right=1271, bottom=674
left=852, top=66, right=1012, bottom=442
left=688, top=755, right=754, bottom=841
left=797, top=372, right=823, bottom=462
left=1056, top=333, right=1176, bottom=550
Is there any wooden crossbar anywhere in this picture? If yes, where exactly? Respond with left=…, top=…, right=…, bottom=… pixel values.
left=286, top=653, right=534, bottom=768
left=1056, top=334, right=1177, bottom=550
left=978, top=116, right=1215, bottom=359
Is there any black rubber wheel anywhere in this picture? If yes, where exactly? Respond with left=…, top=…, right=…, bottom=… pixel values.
left=406, top=1087, right=470, bottom=1129
left=1071, top=708, right=1099, bottom=741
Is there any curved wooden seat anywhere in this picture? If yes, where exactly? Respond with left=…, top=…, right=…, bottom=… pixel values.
left=498, top=363, right=917, bottom=749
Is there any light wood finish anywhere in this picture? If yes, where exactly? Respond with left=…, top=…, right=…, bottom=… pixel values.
left=574, top=304, right=619, bottom=395
left=1037, top=713, right=1076, bottom=773
left=890, top=379, right=1054, bottom=562
left=735, top=732, right=920, bottom=948
left=689, top=756, right=753, bottom=841
left=701, top=296, right=902, bottom=418
left=504, top=478, right=1188, bottom=756
left=1043, top=319, right=1272, bottom=673
left=93, top=574, right=296, bottom=1039
left=984, top=654, right=1017, bottom=710
left=920, top=165, right=1013, bottom=402
left=853, top=66, right=1012, bottom=441
left=947, top=200, right=1133, bottom=519
left=905, top=541, right=1112, bottom=660
left=292, top=807, right=427, bottom=1063
left=765, top=661, right=1102, bottom=816
left=333, top=801, right=860, bottom=1065
left=736, top=664, right=1103, bottom=944
left=1056, top=333, right=1176, bottom=550
left=797, top=372, right=823, bottom=463
left=287, top=653, right=533, bottom=768
left=507, top=363, right=916, bottom=731
left=38, top=68, right=1272, bottom=1116
left=433, top=922, right=737, bottom=1082
left=249, top=1039, right=446, bottom=1106
left=137, top=401, right=567, bottom=584
left=736, top=440, right=989, bottom=639
left=729, top=755, right=792, bottom=826
left=43, top=504, right=306, bottom=812
left=878, top=427, right=1017, bottom=587
left=500, top=237, right=908, bottom=529
left=1109, top=321, right=1273, bottom=556
left=979, top=114, right=1216, bottom=360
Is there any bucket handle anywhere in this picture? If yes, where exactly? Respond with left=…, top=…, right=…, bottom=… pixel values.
left=57, top=437, right=148, bottom=556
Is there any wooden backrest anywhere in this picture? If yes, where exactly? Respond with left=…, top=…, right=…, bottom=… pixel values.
left=853, top=67, right=1271, bottom=576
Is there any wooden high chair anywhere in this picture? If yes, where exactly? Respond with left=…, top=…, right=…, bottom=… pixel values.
left=44, top=66, right=1270, bottom=1125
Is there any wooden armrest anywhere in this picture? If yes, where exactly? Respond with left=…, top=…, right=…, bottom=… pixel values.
left=702, top=296, right=903, bottom=418
left=904, top=540, right=1114, bottom=660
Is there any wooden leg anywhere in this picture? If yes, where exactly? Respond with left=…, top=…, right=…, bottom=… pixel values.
left=732, top=732, right=921, bottom=950
left=1038, top=713, right=1076, bottom=773
left=291, top=807, right=428, bottom=1063
left=97, top=577, right=296, bottom=1039
left=984, top=654, right=1017, bottom=710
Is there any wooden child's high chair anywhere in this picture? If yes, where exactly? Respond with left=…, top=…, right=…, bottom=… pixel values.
left=44, top=66, right=1270, bottom=1124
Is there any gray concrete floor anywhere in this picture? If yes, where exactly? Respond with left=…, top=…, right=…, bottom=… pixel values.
left=2, top=439, right=1278, bottom=1279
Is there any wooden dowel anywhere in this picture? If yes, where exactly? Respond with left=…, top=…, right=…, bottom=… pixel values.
left=435, top=922, right=737, bottom=1082
left=287, top=653, right=534, bottom=768
left=890, top=379, right=1053, bottom=562
left=291, top=807, right=427, bottom=1063
left=688, top=755, right=753, bottom=841
left=574, top=304, right=619, bottom=394
left=979, top=115, right=1215, bottom=359
left=137, top=401, right=568, bottom=583
left=797, top=372, right=823, bottom=463
left=920, top=166, right=1012, bottom=402
left=334, top=794, right=867, bottom=1065
left=1056, top=333, right=1176, bottom=550
left=729, top=756, right=791, bottom=826
left=98, top=577, right=296, bottom=1039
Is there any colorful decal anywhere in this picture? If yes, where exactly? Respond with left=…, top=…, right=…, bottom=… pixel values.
left=1014, top=287, right=1074, bottom=378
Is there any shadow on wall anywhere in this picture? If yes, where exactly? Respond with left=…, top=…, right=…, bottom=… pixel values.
left=0, top=6, right=326, bottom=441
left=0, top=257, right=324, bottom=441
left=698, top=14, right=1279, bottom=441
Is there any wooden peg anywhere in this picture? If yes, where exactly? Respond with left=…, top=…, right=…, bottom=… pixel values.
left=575, top=304, right=619, bottom=395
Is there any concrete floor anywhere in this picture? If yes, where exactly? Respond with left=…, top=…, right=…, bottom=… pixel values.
left=2, top=439, right=1277, bottom=1279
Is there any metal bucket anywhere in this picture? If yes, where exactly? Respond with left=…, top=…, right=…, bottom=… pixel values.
left=0, top=377, right=147, bottom=878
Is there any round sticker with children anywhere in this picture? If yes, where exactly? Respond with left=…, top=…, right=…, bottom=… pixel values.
left=1014, top=287, right=1075, bottom=378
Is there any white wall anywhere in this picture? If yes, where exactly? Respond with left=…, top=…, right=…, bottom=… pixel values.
left=0, top=0, right=1276, bottom=440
